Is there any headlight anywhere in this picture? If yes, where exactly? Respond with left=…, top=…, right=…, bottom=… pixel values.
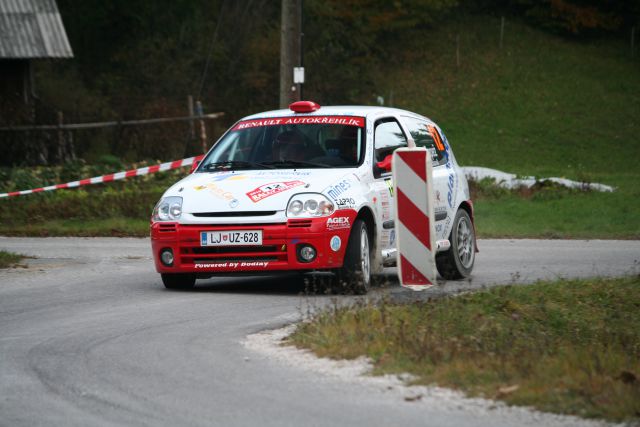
left=152, top=196, right=183, bottom=222
left=287, top=193, right=335, bottom=218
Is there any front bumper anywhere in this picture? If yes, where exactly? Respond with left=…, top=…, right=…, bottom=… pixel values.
left=151, top=212, right=357, bottom=275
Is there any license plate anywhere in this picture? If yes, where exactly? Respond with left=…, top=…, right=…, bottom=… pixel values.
left=200, top=230, right=262, bottom=246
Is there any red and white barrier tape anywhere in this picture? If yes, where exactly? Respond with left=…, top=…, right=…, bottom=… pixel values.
left=392, top=148, right=437, bottom=290
left=0, top=155, right=204, bottom=199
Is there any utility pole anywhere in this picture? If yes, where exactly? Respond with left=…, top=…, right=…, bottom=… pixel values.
left=279, top=0, right=301, bottom=108
left=298, top=0, right=304, bottom=99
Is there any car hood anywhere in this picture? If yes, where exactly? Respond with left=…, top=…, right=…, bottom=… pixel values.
left=166, top=169, right=354, bottom=214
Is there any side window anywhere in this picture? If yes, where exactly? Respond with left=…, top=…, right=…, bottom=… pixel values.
left=374, top=119, right=408, bottom=162
left=402, top=116, right=447, bottom=166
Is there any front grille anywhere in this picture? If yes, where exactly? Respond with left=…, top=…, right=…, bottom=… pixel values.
left=191, top=245, right=278, bottom=254
left=180, top=244, right=287, bottom=264
left=192, top=211, right=277, bottom=217
left=288, top=219, right=312, bottom=228
left=158, top=223, right=177, bottom=232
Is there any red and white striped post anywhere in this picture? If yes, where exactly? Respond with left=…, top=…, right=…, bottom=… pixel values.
left=392, top=148, right=436, bottom=290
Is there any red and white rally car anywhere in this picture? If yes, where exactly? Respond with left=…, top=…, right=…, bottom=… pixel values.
left=151, top=101, right=476, bottom=293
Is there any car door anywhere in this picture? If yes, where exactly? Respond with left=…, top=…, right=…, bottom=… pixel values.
left=401, top=116, right=450, bottom=240
left=372, top=118, right=408, bottom=253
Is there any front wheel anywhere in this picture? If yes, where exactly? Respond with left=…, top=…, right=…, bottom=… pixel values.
left=436, top=209, right=475, bottom=280
left=161, top=273, right=196, bottom=290
left=334, top=219, right=371, bottom=294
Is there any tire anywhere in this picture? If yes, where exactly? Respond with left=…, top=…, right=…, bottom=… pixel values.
left=334, top=219, right=372, bottom=294
left=161, top=273, right=196, bottom=290
left=436, top=209, right=475, bottom=280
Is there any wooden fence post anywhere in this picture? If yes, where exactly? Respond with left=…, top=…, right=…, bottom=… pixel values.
left=188, top=95, right=195, bottom=140
left=196, top=100, right=208, bottom=154
left=68, top=129, right=76, bottom=160
left=57, top=111, right=64, bottom=162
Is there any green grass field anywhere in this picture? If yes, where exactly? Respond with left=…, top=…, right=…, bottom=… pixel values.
left=374, top=15, right=640, bottom=239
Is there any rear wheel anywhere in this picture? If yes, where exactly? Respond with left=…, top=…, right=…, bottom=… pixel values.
left=161, top=273, right=196, bottom=290
left=334, top=219, right=371, bottom=294
left=436, top=209, right=475, bottom=280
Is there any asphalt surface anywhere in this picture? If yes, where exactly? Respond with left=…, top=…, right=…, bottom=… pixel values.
left=1, top=237, right=638, bottom=427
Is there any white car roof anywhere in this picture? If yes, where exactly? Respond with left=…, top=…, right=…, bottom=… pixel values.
left=241, top=104, right=435, bottom=124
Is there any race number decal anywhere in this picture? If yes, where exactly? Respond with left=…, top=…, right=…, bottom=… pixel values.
left=246, top=181, right=305, bottom=202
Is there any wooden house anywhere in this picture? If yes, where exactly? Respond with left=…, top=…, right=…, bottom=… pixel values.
left=0, top=0, right=73, bottom=121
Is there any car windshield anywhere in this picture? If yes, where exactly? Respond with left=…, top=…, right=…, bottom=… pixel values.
left=198, top=116, right=365, bottom=171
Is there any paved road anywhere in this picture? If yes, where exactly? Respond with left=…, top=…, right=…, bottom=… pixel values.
left=0, top=237, right=638, bottom=427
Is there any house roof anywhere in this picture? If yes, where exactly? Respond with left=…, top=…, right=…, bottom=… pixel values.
left=0, top=0, right=73, bottom=59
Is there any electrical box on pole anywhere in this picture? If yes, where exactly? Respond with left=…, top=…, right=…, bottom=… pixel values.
left=293, top=67, right=305, bottom=84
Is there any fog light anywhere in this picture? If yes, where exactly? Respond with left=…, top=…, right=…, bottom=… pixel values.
left=297, top=245, right=317, bottom=263
left=160, top=248, right=174, bottom=266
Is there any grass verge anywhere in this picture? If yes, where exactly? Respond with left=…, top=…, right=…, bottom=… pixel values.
left=0, top=177, right=164, bottom=237
left=0, top=164, right=178, bottom=238
left=290, top=277, right=640, bottom=423
left=469, top=178, right=640, bottom=239
left=0, top=250, right=26, bottom=268
left=0, top=218, right=150, bottom=237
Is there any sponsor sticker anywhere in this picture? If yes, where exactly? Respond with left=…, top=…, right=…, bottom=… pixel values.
left=251, top=170, right=311, bottom=178
left=335, top=197, right=356, bottom=208
left=427, top=125, right=446, bottom=152
left=444, top=215, right=452, bottom=232
left=327, top=216, right=350, bottom=230
left=380, top=185, right=391, bottom=221
left=330, top=236, right=341, bottom=252
left=385, top=179, right=394, bottom=197
left=194, top=182, right=235, bottom=201
left=233, top=116, right=365, bottom=131
left=194, top=261, right=270, bottom=269
left=210, top=172, right=248, bottom=182
left=211, top=171, right=311, bottom=182
left=327, top=179, right=352, bottom=201
left=246, top=180, right=305, bottom=202
left=447, top=172, right=455, bottom=208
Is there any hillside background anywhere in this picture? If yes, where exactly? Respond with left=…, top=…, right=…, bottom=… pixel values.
left=1, top=0, right=638, bottom=166
left=0, top=0, right=639, bottom=239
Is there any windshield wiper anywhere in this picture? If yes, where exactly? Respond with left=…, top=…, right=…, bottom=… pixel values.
left=263, top=160, right=332, bottom=169
left=201, top=160, right=274, bottom=171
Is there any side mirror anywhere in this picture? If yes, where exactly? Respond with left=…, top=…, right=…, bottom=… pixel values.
left=190, top=160, right=200, bottom=174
